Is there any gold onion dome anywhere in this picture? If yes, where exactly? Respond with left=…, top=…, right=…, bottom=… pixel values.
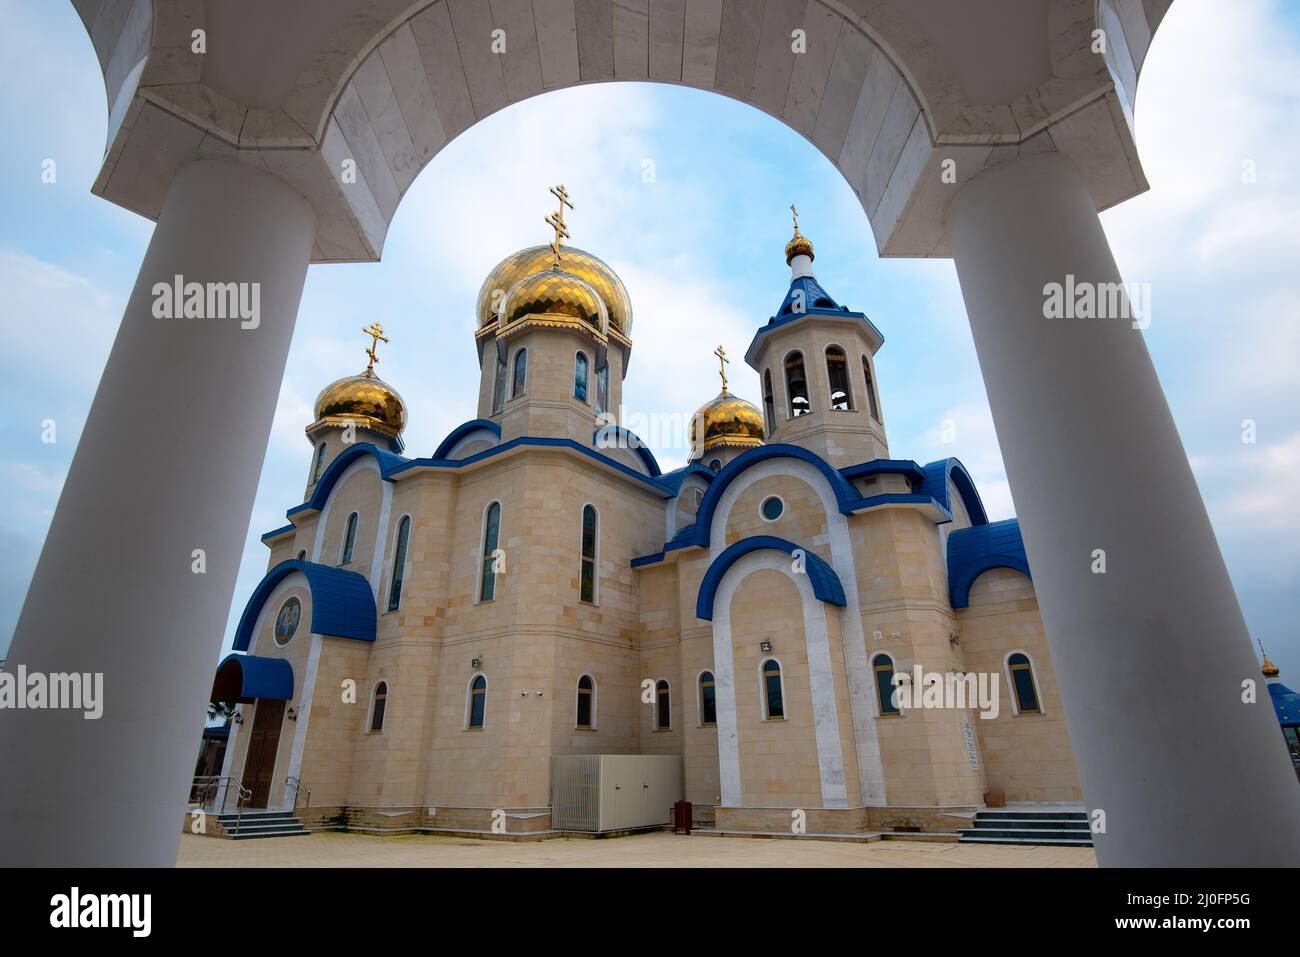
left=1262, top=655, right=1280, bottom=679
left=785, top=202, right=814, bottom=264
left=692, top=391, right=766, bottom=453
left=313, top=370, right=407, bottom=439
left=476, top=244, right=632, bottom=334
left=500, top=267, right=609, bottom=328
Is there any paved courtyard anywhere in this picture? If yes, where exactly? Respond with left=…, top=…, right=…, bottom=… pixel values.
left=177, top=831, right=1096, bottom=867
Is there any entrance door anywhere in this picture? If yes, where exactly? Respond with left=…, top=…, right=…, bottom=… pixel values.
left=243, top=699, right=285, bottom=809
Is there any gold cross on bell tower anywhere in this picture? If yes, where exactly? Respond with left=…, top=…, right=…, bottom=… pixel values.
left=790, top=203, right=801, bottom=236
left=714, top=344, right=730, bottom=394
left=362, top=322, right=389, bottom=374
left=545, top=184, right=574, bottom=268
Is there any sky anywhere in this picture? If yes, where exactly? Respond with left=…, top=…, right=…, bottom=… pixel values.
left=1, top=0, right=1297, bottom=676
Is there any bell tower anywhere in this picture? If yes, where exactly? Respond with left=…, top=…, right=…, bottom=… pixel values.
left=744, top=208, right=889, bottom=468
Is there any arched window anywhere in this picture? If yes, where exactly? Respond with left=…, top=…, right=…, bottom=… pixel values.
left=861, top=354, right=881, bottom=420
left=708, top=458, right=722, bottom=472
left=387, top=515, right=411, bottom=612
left=574, top=352, right=589, bottom=402
left=655, top=680, right=671, bottom=730
left=1007, top=653, right=1042, bottom=714
left=313, top=442, right=327, bottom=480
left=340, top=512, right=358, bottom=565
left=762, top=659, right=785, bottom=719
left=576, top=674, right=595, bottom=728
left=467, top=674, right=487, bottom=728
left=369, top=681, right=388, bottom=732
left=296, top=549, right=307, bottom=561
left=873, top=654, right=899, bottom=715
left=762, top=369, right=776, bottom=433
left=699, top=671, right=716, bottom=726
left=511, top=347, right=527, bottom=398
left=785, top=351, right=811, bottom=416
left=492, top=358, right=507, bottom=414
left=595, top=362, right=609, bottom=416
left=579, top=504, right=597, bottom=603
left=826, top=346, right=853, bottom=410
left=479, top=502, right=501, bottom=602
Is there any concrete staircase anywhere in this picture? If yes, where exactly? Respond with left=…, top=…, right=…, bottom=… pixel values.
left=958, top=808, right=1093, bottom=846
left=219, top=810, right=311, bottom=840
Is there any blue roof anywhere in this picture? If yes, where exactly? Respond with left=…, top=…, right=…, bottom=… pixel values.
left=593, top=425, right=661, bottom=476
left=212, top=653, right=295, bottom=702
left=657, top=463, right=716, bottom=495
left=233, top=559, right=377, bottom=651
left=432, top=418, right=500, bottom=460
left=921, top=458, right=989, bottom=526
left=774, top=275, right=842, bottom=317
left=947, top=519, right=1031, bottom=608
left=291, top=443, right=411, bottom=516
left=696, top=536, right=846, bottom=621
left=1269, top=681, right=1300, bottom=728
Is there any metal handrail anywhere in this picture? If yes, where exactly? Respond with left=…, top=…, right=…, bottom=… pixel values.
left=286, top=776, right=311, bottom=815
left=190, top=775, right=252, bottom=829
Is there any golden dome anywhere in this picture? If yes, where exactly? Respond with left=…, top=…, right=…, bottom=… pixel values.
left=312, top=370, right=407, bottom=439
left=500, top=268, right=609, bottom=329
left=1262, top=655, right=1280, bottom=678
left=477, top=245, right=632, bottom=335
left=785, top=229, right=814, bottom=265
left=691, top=391, right=766, bottom=455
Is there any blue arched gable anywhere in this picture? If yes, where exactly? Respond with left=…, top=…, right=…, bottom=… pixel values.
left=293, top=443, right=408, bottom=516
left=212, top=653, right=295, bottom=702
left=433, top=419, right=501, bottom=460
left=947, top=520, right=1030, bottom=608
left=696, top=535, right=846, bottom=621
left=659, top=462, right=716, bottom=495
left=593, top=425, right=661, bottom=476
left=233, top=559, right=377, bottom=651
left=921, top=458, right=988, bottom=526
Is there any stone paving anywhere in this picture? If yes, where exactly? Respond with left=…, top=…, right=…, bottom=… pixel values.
left=177, top=831, right=1096, bottom=867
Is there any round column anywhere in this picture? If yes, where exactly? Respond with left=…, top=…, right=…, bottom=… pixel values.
left=0, top=159, right=316, bottom=865
left=948, top=151, right=1300, bottom=866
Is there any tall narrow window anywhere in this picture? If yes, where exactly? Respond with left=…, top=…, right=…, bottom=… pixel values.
left=574, top=352, right=589, bottom=402
left=762, top=659, right=785, bottom=719
left=580, top=504, right=597, bottom=603
left=699, top=671, right=716, bottom=726
left=1008, top=653, right=1042, bottom=714
left=826, top=346, right=853, bottom=410
left=862, top=355, right=880, bottom=420
left=468, top=675, right=487, bottom=728
left=576, top=675, right=594, bottom=728
left=655, top=680, right=671, bottom=730
left=492, top=358, right=507, bottom=414
left=313, top=442, right=327, bottom=480
left=387, top=515, right=411, bottom=612
left=369, top=681, right=388, bottom=732
left=296, top=549, right=307, bottom=561
left=763, top=369, right=776, bottom=433
left=785, top=351, right=811, bottom=416
left=511, top=348, right=527, bottom=398
left=480, top=502, right=501, bottom=602
left=595, top=363, right=609, bottom=416
left=340, top=512, right=358, bottom=565
left=874, top=654, right=899, bottom=715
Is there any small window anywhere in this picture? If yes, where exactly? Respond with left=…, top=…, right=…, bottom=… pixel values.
left=699, top=671, right=716, bottom=726
left=468, top=674, right=487, bottom=729
left=762, top=659, right=784, bottom=719
left=826, top=346, right=853, bottom=411
left=655, top=680, right=671, bottom=730
left=862, top=355, right=881, bottom=420
left=580, top=504, right=597, bottom=603
left=760, top=496, right=784, bottom=521
left=492, top=357, right=507, bottom=414
left=785, top=351, right=811, bottom=417
left=480, top=502, right=501, bottom=602
left=387, top=515, right=411, bottom=612
left=762, top=369, right=776, bottom=434
left=369, top=681, right=388, bottom=732
left=511, top=348, right=527, bottom=398
left=708, top=459, right=722, bottom=472
left=340, top=512, right=358, bottom=565
left=595, top=363, right=609, bottom=416
left=313, top=442, right=327, bottom=480
left=874, top=654, right=899, bottom=715
left=574, top=352, right=589, bottom=402
left=296, top=549, right=307, bottom=561
left=1008, top=653, right=1042, bottom=714
left=576, top=674, right=594, bottom=729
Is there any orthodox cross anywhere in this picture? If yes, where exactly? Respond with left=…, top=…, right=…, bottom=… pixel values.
left=363, top=322, right=389, bottom=373
left=714, top=344, right=730, bottom=394
left=790, top=202, right=801, bottom=236
left=545, top=184, right=574, bottom=268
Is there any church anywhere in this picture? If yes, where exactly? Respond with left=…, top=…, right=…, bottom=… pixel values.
left=200, top=190, right=1082, bottom=840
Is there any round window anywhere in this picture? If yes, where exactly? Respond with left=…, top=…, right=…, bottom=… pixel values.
left=761, top=496, right=784, bottom=521
left=274, top=596, right=301, bottom=646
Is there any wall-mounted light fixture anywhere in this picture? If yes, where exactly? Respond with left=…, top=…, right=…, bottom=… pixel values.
left=232, top=709, right=244, bottom=725
left=760, top=640, right=772, bottom=653
left=287, top=706, right=299, bottom=721
left=471, top=657, right=482, bottom=669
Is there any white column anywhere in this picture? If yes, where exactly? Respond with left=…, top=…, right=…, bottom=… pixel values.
left=0, top=159, right=316, bottom=866
left=948, top=152, right=1300, bottom=866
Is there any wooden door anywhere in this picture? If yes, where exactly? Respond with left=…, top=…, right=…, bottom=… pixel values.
left=243, top=700, right=285, bottom=809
